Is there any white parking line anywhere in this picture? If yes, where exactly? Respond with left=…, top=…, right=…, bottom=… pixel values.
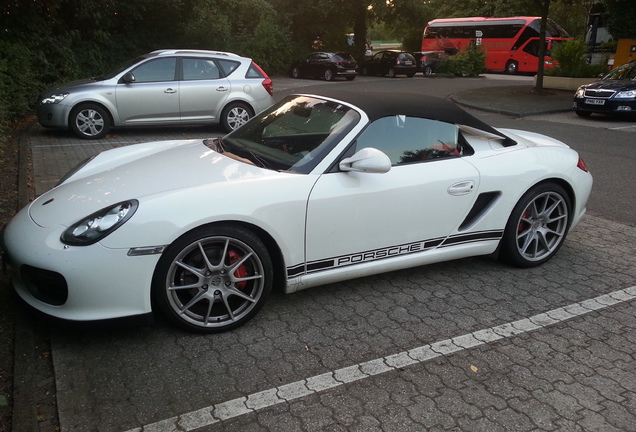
left=125, top=286, right=636, bottom=432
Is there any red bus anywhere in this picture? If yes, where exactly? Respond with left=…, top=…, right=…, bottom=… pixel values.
left=422, top=17, right=571, bottom=74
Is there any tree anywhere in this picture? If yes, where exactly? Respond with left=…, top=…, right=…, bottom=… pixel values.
left=603, top=0, right=636, bottom=39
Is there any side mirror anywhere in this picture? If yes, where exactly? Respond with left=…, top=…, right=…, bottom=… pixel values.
left=340, top=147, right=391, bottom=174
left=122, top=72, right=136, bottom=84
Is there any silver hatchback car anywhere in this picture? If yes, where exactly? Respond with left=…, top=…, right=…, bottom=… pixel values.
left=37, top=49, right=275, bottom=139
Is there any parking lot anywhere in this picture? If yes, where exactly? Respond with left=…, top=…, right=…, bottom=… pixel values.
left=17, top=75, right=636, bottom=432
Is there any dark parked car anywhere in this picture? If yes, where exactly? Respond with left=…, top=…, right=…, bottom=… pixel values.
left=412, top=51, right=447, bottom=75
left=573, top=60, right=636, bottom=117
left=361, top=50, right=417, bottom=78
left=289, top=52, right=358, bottom=81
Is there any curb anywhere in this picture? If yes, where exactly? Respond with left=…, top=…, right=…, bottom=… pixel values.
left=450, top=94, right=573, bottom=118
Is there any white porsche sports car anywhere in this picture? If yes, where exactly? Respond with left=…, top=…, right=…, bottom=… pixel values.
left=2, top=91, right=592, bottom=333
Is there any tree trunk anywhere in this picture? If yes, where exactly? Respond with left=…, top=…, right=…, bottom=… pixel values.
left=535, top=0, right=551, bottom=93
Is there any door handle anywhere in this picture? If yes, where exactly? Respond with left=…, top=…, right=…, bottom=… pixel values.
left=216, top=87, right=229, bottom=92
left=448, top=181, right=475, bottom=196
left=164, top=88, right=177, bottom=94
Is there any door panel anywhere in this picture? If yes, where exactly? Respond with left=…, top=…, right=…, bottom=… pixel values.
left=305, top=158, right=480, bottom=266
left=115, top=58, right=180, bottom=124
left=180, top=58, right=231, bottom=122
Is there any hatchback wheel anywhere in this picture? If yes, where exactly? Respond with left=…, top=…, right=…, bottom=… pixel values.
left=153, top=225, right=273, bottom=333
left=500, top=183, right=571, bottom=268
left=424, top=66, right=434, bottom=75
left=70, top=103, right=110, bottom=139
left=221, top=102, right=254, bottom=132
left=324, top=68, right=335, bottom=81
left=291, top=67, right=301, bottom=78
left=387, top=68, right=396, bottom=78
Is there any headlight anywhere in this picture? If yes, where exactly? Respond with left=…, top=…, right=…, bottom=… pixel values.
left=615, top=90, right=636, bottom=99
left=575, top=87, right=585, bottom=97
left=61, top=200, right=138, bottom=246
left=41, top=93, right=69, bottom=104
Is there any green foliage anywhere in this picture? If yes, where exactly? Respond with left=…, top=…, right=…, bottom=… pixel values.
left=437, top=44, right=487, bottom=77
left=546, top=39, right=607, bottom=78
left=604, top=0, right=636, bottom=39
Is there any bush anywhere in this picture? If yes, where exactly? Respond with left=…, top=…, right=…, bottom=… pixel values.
left=437, top=44, right=487, bottom=77
left=547, top=39, right=608, bottom=78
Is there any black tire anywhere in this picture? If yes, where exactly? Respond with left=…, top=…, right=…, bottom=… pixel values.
left=387, top=68, right=396, bottom=78
left=505, top=60, right=518, bottom=75
left=221, top=102, right=254, bottom=132
left=291, top=66, right=301, bottom=79
left=152, top=225, right=273, bottom=333
left=324, top=68, right=335, bottom=81
left=345, top=76, right=356, bottom=81
left=499, top=183, right=571, bottom=268
left=406, top=73, right=415, bottom=78
left=69, top=103, right=111, bottom=140
left=575, top=110, right=592, bottom=118
left=360, top=67, right=368, bottom=76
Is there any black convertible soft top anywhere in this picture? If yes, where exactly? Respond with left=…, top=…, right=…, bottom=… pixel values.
left=301, top=90, right=517, bottom=147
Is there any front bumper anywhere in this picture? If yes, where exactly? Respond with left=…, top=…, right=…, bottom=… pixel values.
left=573, top=97, right=636, bottom=114
left=3, top=207, right=160, bottom=321
left=36, top=102, right=73, bottom=129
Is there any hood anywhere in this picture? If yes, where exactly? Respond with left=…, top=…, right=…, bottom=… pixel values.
left=29, top=140, right=279, bottom=228
left=584, top=80, right=636, bottom=91
left=40, top=78, right=105, bottom=97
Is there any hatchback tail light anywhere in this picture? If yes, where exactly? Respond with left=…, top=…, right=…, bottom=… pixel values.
left=253, top=62, right=274, bottom=96
left=577, top=156, right=588, bottom=172
left=261, top=78, right=273, bottom=96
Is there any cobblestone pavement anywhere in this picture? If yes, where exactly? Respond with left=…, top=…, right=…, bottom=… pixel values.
left=48, top=214, right=636, bottom=432
left=22, top=76, right=636, bottom=431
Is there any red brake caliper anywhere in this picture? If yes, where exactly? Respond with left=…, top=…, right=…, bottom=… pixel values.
left=228, top=249, right=248, bottom=290
left=518, top=210, right=529, bottom=232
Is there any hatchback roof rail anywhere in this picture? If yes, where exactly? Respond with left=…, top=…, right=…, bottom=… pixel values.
left=149, top=49, right=241, bottom=58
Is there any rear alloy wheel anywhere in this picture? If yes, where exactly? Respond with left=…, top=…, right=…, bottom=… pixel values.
left=291, top=66, right=301, bottom=78
left=323, top=68, right=335, bottom=81
left=424, top=66, right=434, bottom=75
left=505, top=60, right=519, bottom=75
left=387, top=68, right=397, bottom=78
left=221, top=102, right=254, bottom=132
left=153, top=225, right=273, bottom=333
left=500, top=183, right=571, bottom=268
left=70, top=103, right=110, bottom=139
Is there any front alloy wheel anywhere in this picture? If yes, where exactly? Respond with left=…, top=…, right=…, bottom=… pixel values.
left=70, top=103, right=111, bottom=139
left=153, top=225, right=273, bottom=332
left=500, top=183, right=571, bottom=267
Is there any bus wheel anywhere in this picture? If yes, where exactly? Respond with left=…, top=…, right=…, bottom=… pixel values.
left=505, top=60, right=518, bottom=75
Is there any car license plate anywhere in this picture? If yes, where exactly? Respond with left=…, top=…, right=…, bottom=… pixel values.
left=346, top=70, right=356, bottom=73
left=405, top=61, right=413, bottom=65
left=585, top=98, right=605, bottom=105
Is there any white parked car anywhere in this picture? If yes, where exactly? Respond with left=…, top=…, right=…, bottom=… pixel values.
left=2, top=92, right=593, bottom=332
left=36, top=49, right=274, bottom=139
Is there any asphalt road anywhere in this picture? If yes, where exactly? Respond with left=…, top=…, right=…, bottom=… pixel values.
left=17, top=74, right=636, bottom=432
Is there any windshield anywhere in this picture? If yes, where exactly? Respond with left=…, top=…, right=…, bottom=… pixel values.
left=604, top=63, right=636, bottom=81
left=214, top=96, right=361, bottom=174
left=95, top=56, right=146, bottom=80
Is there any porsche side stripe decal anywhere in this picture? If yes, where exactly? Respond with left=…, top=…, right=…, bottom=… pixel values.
left=287, top=230, right=504, bottom=277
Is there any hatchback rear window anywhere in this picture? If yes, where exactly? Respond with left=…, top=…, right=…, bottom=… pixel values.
left=246, top=63, right=266, bottom=79
left=217, top=59, right=241, bottom=77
